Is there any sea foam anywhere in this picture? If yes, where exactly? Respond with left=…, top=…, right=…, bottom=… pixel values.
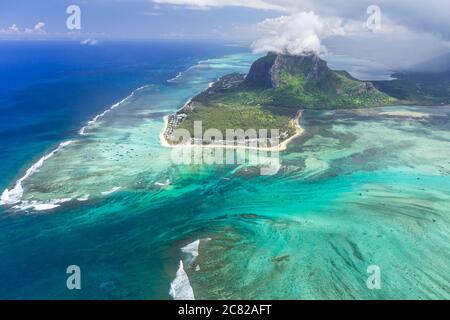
left=167, top=65, right=198, bottom=83
left=181, top=239, right=200, bottom=264
left=169, top=238, right=212, bottom=300
left=166, top=58, right=215, bottom=83
left=169, top=260, right=195, bottom=300
left=77, top=194, right=90, bottom=202
left=181, top=238, right=211, bottom=266
left=13, top=198, right=72, bottom=211
left=101, top=187, right=121, bottom=196
left=154, top=179, right=171, bottom=187
left=1, top=85, right=151, bottom=211
left=79, top=85, right=149, bottom=136
left=1, top=141, right=75, bottom=206
left=167, top=72, right=183, bottom=83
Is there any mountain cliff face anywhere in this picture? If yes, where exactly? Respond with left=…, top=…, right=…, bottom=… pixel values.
left=271, top=53, right=333, bottom=87
left=244, top=52, right=334, bottom=89
left=242, top=52, right=395, bottom=109
left=243, top=53, right=277, bottom=89
left=170, top=52, right=398, bottom=141
left=190, top=52, right=396, bottom=113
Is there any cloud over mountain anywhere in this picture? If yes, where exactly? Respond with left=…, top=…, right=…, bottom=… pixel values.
left=151, top=0, right=450, bottom=43
left=251, top=11, right=360, bottom=55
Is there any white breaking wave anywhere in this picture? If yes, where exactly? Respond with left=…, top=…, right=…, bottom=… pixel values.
left=181, top=240, right=200, bottom=262
left=1, top=85, right=151, bottom=212
left=13, top=198, right=72, bottom=211
left=1, top=140, right=75, bottom=206
left=197, top=59, right=210, bottom=64
left=101, top=187, right=121, bottom=196
left=167, top=64, right=200, bottom=83
left=166, top=58, right=216, bottom=83
left=77, top=194, right=90, bottom=202
left=169, top=260, right=195, bottom=300
left=79, top=85, right=149, bottom=136
left=154, top=179, right=171, bottom=187
left=181, top=238, right=212, bottom=266
left=167, top=72, right=183, bottom=83
left=169, top=238, right=212, bottom=300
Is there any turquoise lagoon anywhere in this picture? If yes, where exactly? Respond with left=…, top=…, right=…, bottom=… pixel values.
left=0, top=51, right=449, bottom=299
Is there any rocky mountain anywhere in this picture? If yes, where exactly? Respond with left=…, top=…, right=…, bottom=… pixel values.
left=170, top=52, right=398, bottom=142
left=241, top=52, right=395, bottom=109
left=244, top=52, right=334, bottom=89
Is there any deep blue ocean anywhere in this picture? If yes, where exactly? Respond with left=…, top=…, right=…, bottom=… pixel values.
left=0, top=41, right=248, bottom=299
left=0, top=41, right=243, bottom=193
left=1, top=41, right=448, bottom=300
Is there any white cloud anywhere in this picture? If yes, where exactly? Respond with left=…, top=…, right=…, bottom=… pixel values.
left=151, top=0, right=450, bottom=43
left=25, top=22, right=46, bottom=34
left=34, top=22, right=45, bottom=31
left=251, top=11, right=362, bottom=55
left=1, top=22, right=46, bottom=36
left=151, top=0, right=288, bottom=11
left=80, top=38, right=99, bottom=46
left=0, top=24, right=20, bottom=34
left=9, top=24, right=20, bottom=33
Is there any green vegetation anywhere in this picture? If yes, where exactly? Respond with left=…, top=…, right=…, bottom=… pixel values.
left=177, top=94, right=294, bottom=138
left=171, top=53, right=397, bottom=139
left=169, top=52, right=450, bottom=143
left=373, top=71, right=450, bottom=105
left=269, top=65, right=395, bottom=109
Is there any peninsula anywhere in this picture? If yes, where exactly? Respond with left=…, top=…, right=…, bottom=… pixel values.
left=162, top=52, right=397, bottom=150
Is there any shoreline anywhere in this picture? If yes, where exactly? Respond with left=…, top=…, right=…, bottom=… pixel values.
left=160, top=109, right=304, bottom=152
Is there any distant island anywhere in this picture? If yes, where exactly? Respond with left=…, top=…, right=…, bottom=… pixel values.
left=162, top=52, right=446, bottom=150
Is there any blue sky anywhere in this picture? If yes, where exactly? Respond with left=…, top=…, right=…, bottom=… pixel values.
left=2, top=0, right=450, bottom=41
left=0, top=0, right=277, bottom=40
left=1, top=0, right=449, bottom=68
